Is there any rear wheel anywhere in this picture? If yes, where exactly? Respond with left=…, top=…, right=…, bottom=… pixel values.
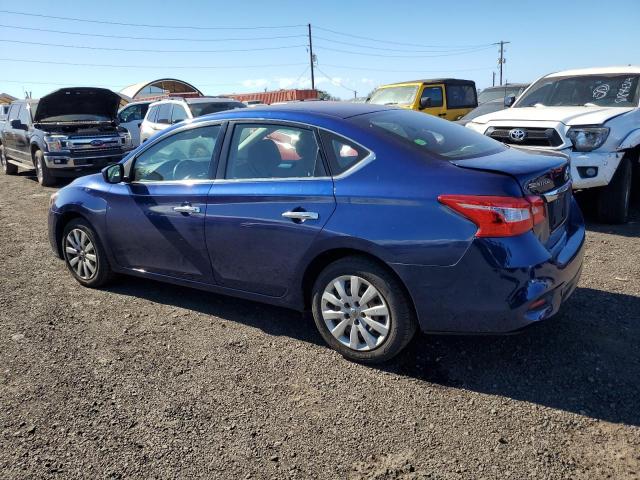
left=0, top=144, right=18, bottom=175
left=62, top=218, right=113, bottom=288
left=34, top=150, right=56, bottom=187
left=311, top=257, right=417, bottom=364
left=597, top=156, right=632, bottom=224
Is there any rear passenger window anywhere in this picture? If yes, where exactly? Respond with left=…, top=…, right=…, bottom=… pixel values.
left=7, top=104, right=20, bottom=121
left=225, top=124, right=325, bottom=179
left=446, top=84, right=477, bottom=109
left=146, top=105, right=159, bottom=123
left=171, top=105, right=189, bottom=123
left=156, top=104, right=172, bottom=124
left=319, top=131, right=369, bottom=175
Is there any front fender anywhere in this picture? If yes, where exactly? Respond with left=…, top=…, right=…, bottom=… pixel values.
left=618, top=128, right=640, bottom=151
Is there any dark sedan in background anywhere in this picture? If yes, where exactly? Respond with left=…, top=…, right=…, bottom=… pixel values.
left=48, top=102, right=584, bottom=363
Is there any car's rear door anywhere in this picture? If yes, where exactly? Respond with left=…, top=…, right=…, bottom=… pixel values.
left=106, top=123, right=224, bottom=284
left=204, top=121, right=336, bottom=297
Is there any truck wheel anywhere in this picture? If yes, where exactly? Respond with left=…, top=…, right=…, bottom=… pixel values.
left=597, top=156, right=632, bottom=224
left=34, top=150, right=56, bottom=187
left=0, top=144, right=18, bottom=175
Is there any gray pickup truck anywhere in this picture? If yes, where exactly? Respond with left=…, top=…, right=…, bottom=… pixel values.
left=0, top=87, right=133, bottom=186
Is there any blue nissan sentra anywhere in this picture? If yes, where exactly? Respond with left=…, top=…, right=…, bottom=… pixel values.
left=48, top=102, right=585, bottom=363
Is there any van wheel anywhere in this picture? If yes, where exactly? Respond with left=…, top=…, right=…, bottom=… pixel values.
left=597, top=156, right=632, bottom=224
left=0, top=144, right=18, bottom=175
left=34, top=150, right=56, bottom=187
left=311, top=257, right=417, bottom=364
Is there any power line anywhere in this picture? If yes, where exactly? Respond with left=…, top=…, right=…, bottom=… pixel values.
left=315, top=65, right=357, bottom=96
left=314, top=25, right=493, bottom=49
left=321, top=63, right=495, bottom=73
left=0, top=9, right=305, bottom=30
left=0, top=38, right=307, bottom=53
left=0, top=78, right=239, bottom=88
left=0, top=24, right=308, bottom=42
left=0, top=57, right=307, bottom=70
left=314, top=45, right=495, bottom=58
left=314, top=35, right=494, bottom=53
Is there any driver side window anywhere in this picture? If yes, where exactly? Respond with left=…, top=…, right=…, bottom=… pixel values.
left=133, top=125, right=221, bottom=182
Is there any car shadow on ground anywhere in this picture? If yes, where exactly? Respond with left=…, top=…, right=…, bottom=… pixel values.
left=108, top=276, right=640, bottom=426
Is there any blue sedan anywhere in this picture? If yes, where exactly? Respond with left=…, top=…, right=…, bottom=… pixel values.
left=48, top=102, right=585, bottom=363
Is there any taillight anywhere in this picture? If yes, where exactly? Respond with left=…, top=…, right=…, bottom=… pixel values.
left=438, top=194, right=546, bottom=237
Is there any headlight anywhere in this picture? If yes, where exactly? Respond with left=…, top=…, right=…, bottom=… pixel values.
left=120, top=131, right=133, bottom=149
left=567, top=127, right=609, bottom=152
left=44, top=135, right=68, bottom=152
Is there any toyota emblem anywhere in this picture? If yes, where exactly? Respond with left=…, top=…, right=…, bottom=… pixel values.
left=508, top=128, right=526, bottom=142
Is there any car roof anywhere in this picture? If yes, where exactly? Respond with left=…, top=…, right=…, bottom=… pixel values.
left=219, top=101, right=394, bottom=119
left=482, top=83, right=529, bottom=91
left=148, top=97, right=241, bottom=107
left=545, top=65, right=640, bottom=78
left=382, top=78, right=476, bottom=86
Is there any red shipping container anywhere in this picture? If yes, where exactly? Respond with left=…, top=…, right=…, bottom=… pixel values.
left=227, top=89, right=319, bottom=105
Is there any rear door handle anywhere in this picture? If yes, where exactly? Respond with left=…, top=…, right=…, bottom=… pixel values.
left=282, top=210, right=319, bottom=222
left=173, top=205, right=201, bottom=214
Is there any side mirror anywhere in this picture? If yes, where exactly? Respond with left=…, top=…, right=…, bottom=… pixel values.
left=419, top=97, right=433, bottom=109
left=504, top=94, right=516, bottom=107
left=10, top=119, right=24, bottom=130
left=102, top=163, right=124, bottom=184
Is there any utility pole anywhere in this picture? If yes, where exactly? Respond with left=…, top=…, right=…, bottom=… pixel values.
left=497, top=40, right=510, bottom=86
left=308, top=24, right=315, bottom=90
left=492, top=71, right=496, bottom=87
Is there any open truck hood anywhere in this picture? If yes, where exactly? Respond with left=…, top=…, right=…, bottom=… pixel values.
left=34, top=87, right=129, bottom=123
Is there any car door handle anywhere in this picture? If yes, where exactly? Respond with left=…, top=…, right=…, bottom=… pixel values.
left=173, top=205, right=201, bottom=214
left=438, top=113, right=447, bottom=117
left=282, top=210, right=319, bottom=222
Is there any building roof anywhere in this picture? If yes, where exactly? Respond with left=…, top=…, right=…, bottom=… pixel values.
left=0, top=92, right=17, bottom=104
left=120, top=79, right=203, bottom=100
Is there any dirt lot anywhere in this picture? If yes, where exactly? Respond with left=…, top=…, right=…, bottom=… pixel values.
left=1, top=171, right=639, bottom=479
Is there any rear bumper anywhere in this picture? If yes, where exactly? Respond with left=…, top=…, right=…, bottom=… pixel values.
left=391, top=199, right=585, bottom=334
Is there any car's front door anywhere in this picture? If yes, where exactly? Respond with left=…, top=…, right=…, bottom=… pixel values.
left=418, top=84, right=447, bottom=119
left=205, top=122, right=336, bottom=297
left=106, top=124, right=224, bottom=284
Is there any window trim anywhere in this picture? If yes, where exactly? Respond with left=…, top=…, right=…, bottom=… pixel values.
left=215, top=120, right=332, bottom=182
left=126, top=120, right=228, bottom=184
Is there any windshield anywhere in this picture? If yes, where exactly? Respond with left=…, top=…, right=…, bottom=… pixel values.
left=189, top=101, right=246, bottom=117
left=368, top=85, right=418, bottom=106
left=515, top=74, right=640, bottom=108
left=353, top=109, right=504, bottom=160
left=478, top=86, right=526, bottom=104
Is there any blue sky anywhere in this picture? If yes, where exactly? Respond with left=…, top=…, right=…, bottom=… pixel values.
left=1, top=0, right=639, bottom=100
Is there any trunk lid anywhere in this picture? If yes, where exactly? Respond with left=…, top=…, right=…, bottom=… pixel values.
left=451, top=147, right=572, bottom=244
left=34, top=87, right=128, bottom=125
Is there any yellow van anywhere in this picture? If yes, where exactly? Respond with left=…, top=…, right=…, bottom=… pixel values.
left=367, top=78, right=478, bottom=120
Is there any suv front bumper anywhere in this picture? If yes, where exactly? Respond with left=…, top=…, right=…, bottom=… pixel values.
left=562, top=149, right=624, bottom=189
left=44, top=152, right=126, bottom=176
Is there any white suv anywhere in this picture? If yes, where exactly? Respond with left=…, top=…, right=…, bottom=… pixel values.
left=466, top=66, right=640, bottom=223
left=140, top=97, right=246, bottom=143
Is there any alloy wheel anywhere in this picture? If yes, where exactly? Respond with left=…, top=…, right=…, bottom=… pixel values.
left=321, top=275, right=391, bottom=351
left=65, top=228, right=98, bottom=280
left=35, top=158, right=43, bottom=183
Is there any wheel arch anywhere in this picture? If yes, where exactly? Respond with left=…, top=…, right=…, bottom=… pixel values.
left=54, top=211, right=91, bottom=257
left=30, top=142, right=43, bottom=166
left=300, top=247, right=418, bottom=318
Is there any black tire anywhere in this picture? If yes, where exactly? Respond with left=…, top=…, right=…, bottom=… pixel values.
left=597, top=156, right=632, bottom=224
left=62, top=218, right=113, bottom=288
left=0, top=144, right=18, bottom=175
left=34, top=150, right=56, bottom=187
left=311, top=256, right=417, bottom=364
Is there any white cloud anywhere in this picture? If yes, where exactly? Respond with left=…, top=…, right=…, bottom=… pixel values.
left=241, top=78, right=269, bottom=89
left=360, top=77, right=376, bottom=85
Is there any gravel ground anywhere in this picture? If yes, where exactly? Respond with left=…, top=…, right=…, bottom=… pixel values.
left=1, top=171, right=639, bottom=479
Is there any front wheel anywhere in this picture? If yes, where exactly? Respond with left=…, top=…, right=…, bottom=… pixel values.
left=0, top=144, right=18, bottom=175
left=34, top=150, right=56, bottom=187
left=311, top=257, right=417, bottom=364
left=597, top=156, right=632, bottom=224
left=62, top=218, right=113, bottom=288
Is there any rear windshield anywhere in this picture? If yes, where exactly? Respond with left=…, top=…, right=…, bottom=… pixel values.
left=353, top=109, right=505, bottom=160
left=189, top=101, right=246, bottom=117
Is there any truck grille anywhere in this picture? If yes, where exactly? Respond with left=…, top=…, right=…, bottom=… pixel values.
left=486, top=127, right=563, bottom=147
